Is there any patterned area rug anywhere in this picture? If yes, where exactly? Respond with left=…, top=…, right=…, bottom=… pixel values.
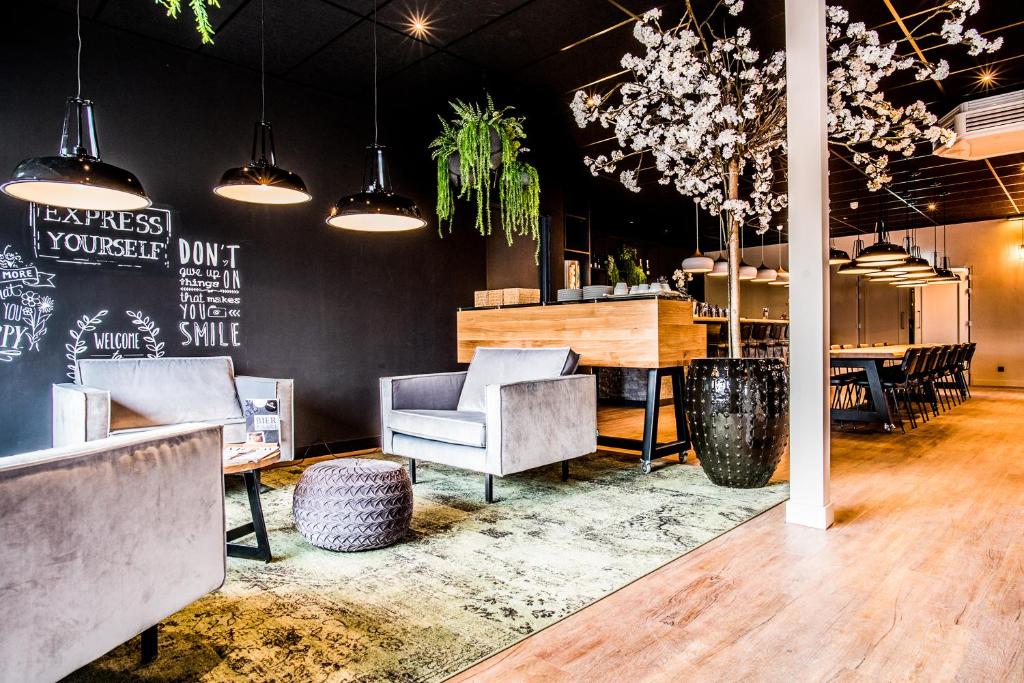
left=66, top=452, right=788, bottom=682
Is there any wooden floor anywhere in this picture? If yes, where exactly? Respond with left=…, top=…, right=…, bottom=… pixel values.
left=452, top=387, right=1024, bottom=682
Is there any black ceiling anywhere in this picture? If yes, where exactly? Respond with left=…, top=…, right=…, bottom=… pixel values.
left=33, top=0, right=1024, bottom=242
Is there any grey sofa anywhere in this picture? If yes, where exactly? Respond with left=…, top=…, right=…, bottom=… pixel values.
left=53, top=356, right=295, bottom=460
left=0, top=424, right=226, bottom=682
left=380, top=347, right=597, bottom=502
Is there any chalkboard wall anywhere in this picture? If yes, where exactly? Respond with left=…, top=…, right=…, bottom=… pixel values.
left=0, top=6, right=496, bottom=456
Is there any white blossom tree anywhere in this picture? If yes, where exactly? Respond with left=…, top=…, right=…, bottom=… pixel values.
left=572, top=0, right=1000, bottom=356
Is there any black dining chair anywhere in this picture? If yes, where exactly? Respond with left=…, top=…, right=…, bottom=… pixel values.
left=876, top=346, right=925, bottom=431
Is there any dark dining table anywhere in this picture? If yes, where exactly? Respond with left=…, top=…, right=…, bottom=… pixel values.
left=829, top=344, right=936, bottom=431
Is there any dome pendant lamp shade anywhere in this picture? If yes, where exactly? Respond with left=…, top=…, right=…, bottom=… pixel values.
left=828, top=246, right=851, bottom=265
left=753, top=265, right=778, bottom=282
left=682, top=204, right=714, bottom=273
left=214, top=121, right=310, bottom=204
left=215, top=0, right=308, bottom=205
left=682, top=253, right=715, bottom=273
left=856, top=220, right=910, bottom=264
left=738, top=262, right=757, bottom=280
left=327, top=145, right=426, bottom=231
left=707, top=257, right=730, bottom=277
left=768, top=267, right=789, bottom=285
left=2, top=97, right=150, bottom=211
left=326, top=0, right=424, bottom=233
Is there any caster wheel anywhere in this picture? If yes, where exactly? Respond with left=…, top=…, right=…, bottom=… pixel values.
left=883, top=423, right=894, bottom=433
left=640, top=460, right=652, bottom=475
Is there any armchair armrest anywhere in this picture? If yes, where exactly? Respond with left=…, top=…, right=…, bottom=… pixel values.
left=235, top=375, right=295, bottom=461
left=52, top=383, right=110, bottom=447
left=379, top=372, right=468, bottom=453
left=485, top=374, right=597, bottom=476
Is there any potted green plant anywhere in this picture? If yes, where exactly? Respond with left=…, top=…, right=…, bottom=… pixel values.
left=430, top=96, right=541, bottom=255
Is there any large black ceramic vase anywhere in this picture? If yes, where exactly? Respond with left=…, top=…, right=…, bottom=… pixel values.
left=685, top=358, right=789, bottom=488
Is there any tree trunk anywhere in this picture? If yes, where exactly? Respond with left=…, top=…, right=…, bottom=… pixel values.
left=727, top=160, right=742, bottom=357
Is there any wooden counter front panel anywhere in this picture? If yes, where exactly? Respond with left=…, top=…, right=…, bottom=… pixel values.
left=456, top=299, right=706, bottom=368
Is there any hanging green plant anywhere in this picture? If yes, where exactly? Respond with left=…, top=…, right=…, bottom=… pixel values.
left=156, top=0, right=221, bottom=45
left=429, top=95, right=541, bottom=256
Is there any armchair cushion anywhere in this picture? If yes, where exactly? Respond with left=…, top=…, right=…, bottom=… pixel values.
left=457, top=347, right=579, bottom=413
left=77, top=357, right=242, bottom=431
left=388, top=409, right=486, bottom=448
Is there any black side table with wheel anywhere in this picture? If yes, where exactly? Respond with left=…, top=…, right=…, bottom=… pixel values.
left=597, top=365, right=690, bottom=473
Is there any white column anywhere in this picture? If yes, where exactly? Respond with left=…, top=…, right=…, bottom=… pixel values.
left=784, top=0, right=833, bottom=529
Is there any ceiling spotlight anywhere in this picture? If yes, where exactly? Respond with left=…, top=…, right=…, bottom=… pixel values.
left=927, top=202, right=937, bottom=211
left=849, top=201, right=859, bottom=210
left=408, top=13, right=430, bottom=38
left=975, top=67, right=999, bottom=91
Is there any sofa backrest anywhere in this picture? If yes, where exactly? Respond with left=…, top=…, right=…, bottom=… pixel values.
left=77, top=357, right=242, bottom=431
left=457, top=347, right=579, bottom=412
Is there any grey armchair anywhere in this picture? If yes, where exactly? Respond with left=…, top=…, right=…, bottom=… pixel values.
left=0, top=424, right=225, bottom=681
left=380, top=347, right=597, bottom=502
left=53, top=356, right=295, bottom=459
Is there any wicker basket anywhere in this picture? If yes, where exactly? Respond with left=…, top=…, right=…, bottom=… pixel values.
left=501, top=288, right=540, bottom=305
left=473, top=289, right=505, bottom=307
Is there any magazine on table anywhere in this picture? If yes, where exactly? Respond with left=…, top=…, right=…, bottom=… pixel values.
left=243, top=398, right=280, bottom=445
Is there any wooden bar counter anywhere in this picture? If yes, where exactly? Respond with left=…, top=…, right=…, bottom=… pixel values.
left=457, top=295, right=706, bottom=473
left=457, top=296, right=706, bottom=369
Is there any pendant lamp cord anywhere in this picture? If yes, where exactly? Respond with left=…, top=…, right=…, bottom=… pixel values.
left=259, top=0, right=266, bottom=122
left=75, top=0, right=82, bottom=98
left=694, top=203, right=699, bottom=253
left=373, top=0, right=379, bottom=146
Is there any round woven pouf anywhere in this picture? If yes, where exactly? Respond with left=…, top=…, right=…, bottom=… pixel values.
left=293, top=459, right=413, bottom=552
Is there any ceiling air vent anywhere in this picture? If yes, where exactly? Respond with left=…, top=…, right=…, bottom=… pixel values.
left=932, top=89, right=1024, bottom=161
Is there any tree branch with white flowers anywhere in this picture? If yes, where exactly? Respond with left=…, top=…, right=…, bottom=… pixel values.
left=572, top=0, right=1000, bottom=356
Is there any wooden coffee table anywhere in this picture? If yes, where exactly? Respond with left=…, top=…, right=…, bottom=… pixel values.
left=223, top=445, right=281, bottom=563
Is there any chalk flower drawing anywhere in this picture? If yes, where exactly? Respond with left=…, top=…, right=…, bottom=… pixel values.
left=22, top=298, right=52, bottom=351
left=1, top=244, right=57, bottom=363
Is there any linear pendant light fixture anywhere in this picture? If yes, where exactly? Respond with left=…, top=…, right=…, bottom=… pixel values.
left=327, top=0, right=425, bottom=231
left=215, top=0, right=309, bottom=204
left=1, top=0, right=150, bottom=210
left=681, top=203, right=714, bottom=273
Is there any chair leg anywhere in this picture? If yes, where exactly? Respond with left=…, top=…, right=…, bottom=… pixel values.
left=141, top=624, right=158, bottom=665
left=561, top=460, right=569, bottom=482
left=484, top=474, right=493, bottom=503
left=409, top=458, right=416, bottom=484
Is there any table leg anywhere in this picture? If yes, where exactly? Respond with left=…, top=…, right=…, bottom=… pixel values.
left=830, top=358, right=894, bottom=430
left=640, top=368, right=661, bottom=474
left=863, top=360, right=895, bottom=431
left=226, top=470, right=272, bottom=563
left=670, top=367, right=689, bottom=463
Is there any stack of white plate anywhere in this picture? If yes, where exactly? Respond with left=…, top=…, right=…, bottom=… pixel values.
left=582, top=285, right=613, bottom=299
left=556, top=288, right=583, bottom=302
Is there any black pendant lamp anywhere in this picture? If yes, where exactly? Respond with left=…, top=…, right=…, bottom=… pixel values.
left=214, top=0, right=310, bottom=204
left=931, top=224, right=961, bottom=284
left=828, top=237, right=851, bottom=266
left=1, top=2, right=150, bottom=210
left=837, top=239, right=881, bottom=275
left=856, top=220, right=910, bottom=264
left=326, top=0, right=425, bottom=232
